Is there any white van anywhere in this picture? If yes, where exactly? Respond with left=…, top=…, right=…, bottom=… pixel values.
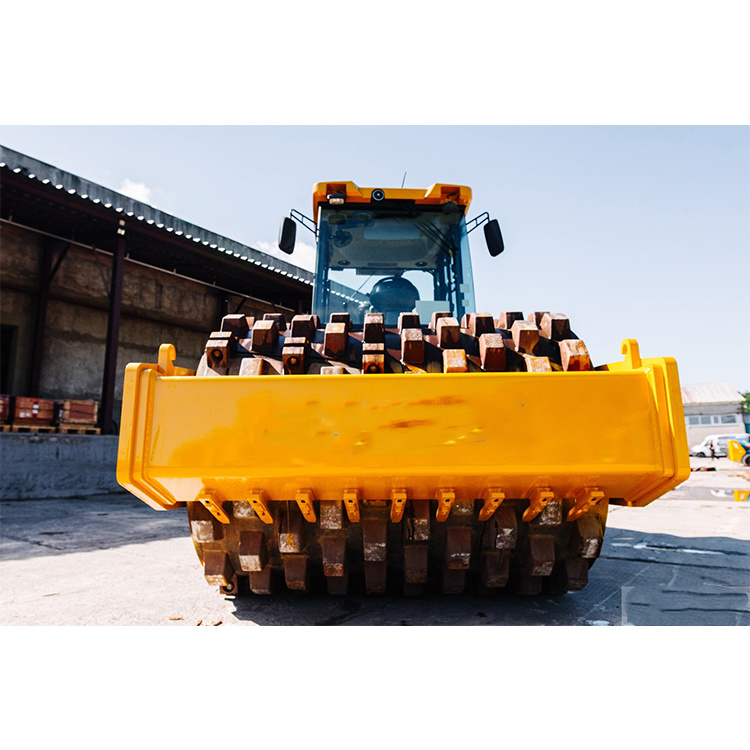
left=690, top=433, right=750, bottom=457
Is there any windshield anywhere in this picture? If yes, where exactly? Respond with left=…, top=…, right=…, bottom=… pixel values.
left=312, top=206, right=476, bottom=326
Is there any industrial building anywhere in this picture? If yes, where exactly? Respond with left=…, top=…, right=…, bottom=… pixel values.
left=681, top=382, right=747, bottom=444
left=0, top=145, right=315, bottom=433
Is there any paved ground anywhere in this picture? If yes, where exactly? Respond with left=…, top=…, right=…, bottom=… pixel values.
left=1, top=457, right=748, bottom=626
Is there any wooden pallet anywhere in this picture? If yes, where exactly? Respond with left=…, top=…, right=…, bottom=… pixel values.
left=56, top=399, right=99, bottom=424
left=57, top=423, right=101, bottom=435
left=0, top=424, right=11, bottom=432
left=8, top=423, right=56, bottom=434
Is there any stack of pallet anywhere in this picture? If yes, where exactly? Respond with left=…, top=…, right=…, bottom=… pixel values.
left=0, top=396, right=100, bottom=434
left=55, top=400, right=100, bottom=435
left=5, top=396, right=57, bottom=433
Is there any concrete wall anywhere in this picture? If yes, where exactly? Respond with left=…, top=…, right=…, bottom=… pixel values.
left=1, top=223, right=42, bottom=395
left=683, top=402, right=746, bottom=445
left=0, top=433, right=122, bottom=499
left=1, top=222, right=294, bottom=425
left=0, top=287, right=37, bottom=395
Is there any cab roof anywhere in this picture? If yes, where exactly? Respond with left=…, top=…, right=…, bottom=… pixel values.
left=312, top=181, right=472, bottom=219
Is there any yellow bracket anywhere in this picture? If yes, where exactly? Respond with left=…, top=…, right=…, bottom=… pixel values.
left=479, top=488, right=505, bottom=521
left=295, top=489, right=317, bottom=522
left=621, top=339, right=642, bottom=370
left=248, top=490, right=273, bottom=524
left=158, top=343, right=176, bottom=376
left=390, top=489, right=407, bottom=522
left=343, top=489, right=360, bottom=522
left=197, top=488, right=230, bottom=524
left=734, top=490, right=749, bottom=503
left=567, top=487, right=605, bottom=521
left=436, top=488, right=456, bottom=522
left=523, top=488, right=554, bottom=522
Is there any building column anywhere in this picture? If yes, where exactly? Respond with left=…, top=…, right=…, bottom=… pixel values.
left=30, top=238, right=69, bottom=396
left=100, top=221, right=126, bottom=434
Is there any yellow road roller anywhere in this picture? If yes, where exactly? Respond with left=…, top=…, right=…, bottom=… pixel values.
left=117, top=182, right=690, bottom=595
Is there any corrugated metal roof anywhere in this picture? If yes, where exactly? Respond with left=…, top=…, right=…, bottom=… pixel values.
left=681, top=383, right=744, bottom=405
left=0, top=145, right=364, bottom=304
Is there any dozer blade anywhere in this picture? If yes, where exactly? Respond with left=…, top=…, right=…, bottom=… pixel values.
left=118, top=345, right=688, bottom=511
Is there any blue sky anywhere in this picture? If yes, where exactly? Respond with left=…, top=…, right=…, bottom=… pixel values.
left=2, top=125, right=747, bottom=390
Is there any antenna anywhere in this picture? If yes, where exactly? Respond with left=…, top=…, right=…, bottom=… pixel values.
left=401, top=171, right=407, bottom=188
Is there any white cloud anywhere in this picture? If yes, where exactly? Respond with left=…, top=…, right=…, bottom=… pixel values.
left=255, top=239, right=316, bottom=272
left=118, top=178, right=152, bottom=204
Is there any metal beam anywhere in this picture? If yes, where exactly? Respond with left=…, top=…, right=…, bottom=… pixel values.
left=0, top=168, right=315, bottom=287
left=100, top=223, right=126, bottom=434
left=0, top=218, right=311, bottom=313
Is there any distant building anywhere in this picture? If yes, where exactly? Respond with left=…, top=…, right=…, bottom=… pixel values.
left=681, top=383, right=747, bottom=444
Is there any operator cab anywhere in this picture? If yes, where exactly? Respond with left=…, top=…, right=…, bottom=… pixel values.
left=279, top=182, right=503, bottom=327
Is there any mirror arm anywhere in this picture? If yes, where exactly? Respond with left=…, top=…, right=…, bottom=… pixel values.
left=290, top=209, right=318, bottom=238
left=466, top=211, right=489, bottom=234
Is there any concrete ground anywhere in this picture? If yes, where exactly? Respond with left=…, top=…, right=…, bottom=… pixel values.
left=1, top=458, right=748, bottom=626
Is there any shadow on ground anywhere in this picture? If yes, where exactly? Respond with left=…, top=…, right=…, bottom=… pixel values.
left=220, top=527, right=750, bottom=626
left=0, top=494, right=188, bottom=561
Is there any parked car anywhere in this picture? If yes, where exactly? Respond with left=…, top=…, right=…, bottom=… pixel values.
left=690, top=433, right=750, bottom=458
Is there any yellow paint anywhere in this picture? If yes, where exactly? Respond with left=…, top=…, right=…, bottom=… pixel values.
left=295, top=489, right=317, bottom=522
left=248, top=490, right=273, bottom=524
left=312, top=182, right=472, bottom=218
left=567, top=487, right=605, bottom=522
left=116, top=340, right=691, bottom=515
left=522, top=488, right=554, bottom=522
left=390, top=489, right=408, bottom=522
left=343, top=489, right=360, bottom=522
left=197, top=488, right=230, bottom=524
left=727, top=440, right=748, bottom=464
left=436, top=488, right=456, bottom=522
left=479, top=489, right=505, bottom=521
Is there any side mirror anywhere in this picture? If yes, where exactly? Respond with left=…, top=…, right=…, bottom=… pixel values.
left=278, top=217, right=296, bottom=254
left=484, top=218, right=504, bottom=257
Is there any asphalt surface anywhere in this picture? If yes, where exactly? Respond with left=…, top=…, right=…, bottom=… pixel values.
left=1, top=457, right=748, bottom=626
